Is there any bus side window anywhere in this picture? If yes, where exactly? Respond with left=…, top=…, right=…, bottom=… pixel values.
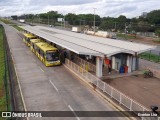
left=43, top=52, right=45, bottom=58
left=34, top=44, right=37, bottom=51
left=33, top=44, right=34, bottom=49
left=39, top=49, right=44, bottom=58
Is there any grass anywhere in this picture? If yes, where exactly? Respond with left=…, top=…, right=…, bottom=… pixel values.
left=0, top=25, right=7, bottom=111
left=139, top=52, right=160, bottom=62
left=153, top=39, right=160, bottom=43
left=11, top=25, right=23, bottom=31
left=117, top=33, right=136, bottom=40
left=0, top=19, right=14, bottom=24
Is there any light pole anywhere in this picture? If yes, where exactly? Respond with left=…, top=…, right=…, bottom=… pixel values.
left=38, top=15, right=40, bottom=24
left=93, top=8, right=96, bottom=32
left=64, top=15, right=65, bottom=28
left=48, top=14, right=49, bottom=25
left=114, top=22, right=117, bottom=31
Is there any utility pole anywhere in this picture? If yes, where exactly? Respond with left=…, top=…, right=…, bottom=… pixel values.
left=39, top=16, right=40, bottom=24
left=64, top=15, right=65, bottom=28
left=125, top=23, right=127, bottom=39
left=114, top=22, right=117, bottom=31
left=93, top=8, right=96, bottom=32
left=80, top=20, right=81, bottom=30
left=48, top=14, right=49, bottom=25
left=130, top=22, right=132, bottom=34
left=125, top=23, right=127, bottom=34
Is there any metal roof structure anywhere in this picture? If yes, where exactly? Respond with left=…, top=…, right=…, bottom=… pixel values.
left=21, top=26, right=101, bottom=56
left=21, top=25, right=156, bottom=57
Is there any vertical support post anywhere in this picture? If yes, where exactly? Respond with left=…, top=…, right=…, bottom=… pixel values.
left=64, top=15, right=65, bottom=28
left=93, top=8, right=96, bottom=32
left=112, top=56, right=115, bottom=70
left=136, top=53, right=139, bottom=70
left=127, top=55, right=132, bottom=73
left=96, top=57, right=103, bottom=78
left=48, top=14, right=49, bottom=25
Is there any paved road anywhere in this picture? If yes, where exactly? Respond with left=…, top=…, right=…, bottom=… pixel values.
left=1, top=23, right=127, bottom=120
left=150, top=45, right=160, bottom=55
left=139, top=59, right=160, bottom=70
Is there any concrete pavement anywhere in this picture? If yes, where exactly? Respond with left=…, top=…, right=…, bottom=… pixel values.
left=1, top=23, right=128, bottom=120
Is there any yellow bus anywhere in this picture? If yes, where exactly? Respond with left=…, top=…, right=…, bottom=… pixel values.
left=30, top=39, right=43, bottom=54
left=30, top=40, right=61, bottom=66
left=23, top=33, right=37, bottom=47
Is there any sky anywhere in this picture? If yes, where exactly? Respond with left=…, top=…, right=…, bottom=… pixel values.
left=0, top=0, right=160, bottom=18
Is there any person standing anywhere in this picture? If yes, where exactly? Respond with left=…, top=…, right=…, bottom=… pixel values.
left=108, top=64, right=112, bottom=74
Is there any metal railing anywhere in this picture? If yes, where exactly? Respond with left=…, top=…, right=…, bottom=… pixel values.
left=65, top=58, right=159, bottom=120
left=74, top=56, right=96, bottom=72
left=139, top=51, right=160, bottom=63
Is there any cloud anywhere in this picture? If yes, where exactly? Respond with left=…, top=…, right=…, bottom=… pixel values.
left=0, top=0, right=160, bottom=18
left=29, top=0, right=99, bottom=6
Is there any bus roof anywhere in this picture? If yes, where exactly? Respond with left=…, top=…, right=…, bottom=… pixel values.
left=23, top=33, right=36, bottom=38
left=35, top=42, right=57, bottom=52
left=30, top=39, right=43, bottom=43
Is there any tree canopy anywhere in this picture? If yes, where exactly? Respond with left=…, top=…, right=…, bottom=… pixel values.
left=17, top=9, right=160, bottom=32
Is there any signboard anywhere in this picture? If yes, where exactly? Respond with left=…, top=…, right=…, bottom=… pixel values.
left=57, top=18, right=64, bottom=22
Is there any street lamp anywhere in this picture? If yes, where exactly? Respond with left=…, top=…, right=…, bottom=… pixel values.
left=93, top=8, right=96, bottom=32
left=64, top=15, right=65, bottom=28
left=48, top=14, right=49, bottom=25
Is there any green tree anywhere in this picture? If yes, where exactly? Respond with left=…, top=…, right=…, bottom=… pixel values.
left=147, top=9, right=160, bottom=25
left=65, top=13, right=78, bottom=25
left=155, top=29, right=160, bottom=41
left=99, top=17, right=117, bottom=31
left=117, top=15, right=128, bottom=31
left=11, top=15, right=18, bottom=20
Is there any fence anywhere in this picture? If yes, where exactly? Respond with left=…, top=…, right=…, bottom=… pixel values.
left=65, top=58, right=159, bottom=120
left=74, top=56, right=96, bottom=72
left=139, top=51, right=160, bottom=63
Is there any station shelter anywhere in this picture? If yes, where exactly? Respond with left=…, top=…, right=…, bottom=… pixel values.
left=21, top=25, right=156, bottom=78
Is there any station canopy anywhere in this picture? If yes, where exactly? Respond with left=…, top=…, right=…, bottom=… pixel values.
left=20, top=25, right=156, bottom=57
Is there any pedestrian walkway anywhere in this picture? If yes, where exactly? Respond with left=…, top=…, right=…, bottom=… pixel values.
left=73, top=56, right=142, bottom=79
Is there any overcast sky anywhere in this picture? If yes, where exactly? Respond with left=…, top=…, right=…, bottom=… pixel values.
left=0, top=0, right=160, bottom=18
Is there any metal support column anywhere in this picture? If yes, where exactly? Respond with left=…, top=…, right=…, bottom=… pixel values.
left=96, top=57, right=103, bottom=77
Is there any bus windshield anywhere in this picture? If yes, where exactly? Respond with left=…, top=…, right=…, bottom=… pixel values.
left=46, top=51, right=59, bottom=61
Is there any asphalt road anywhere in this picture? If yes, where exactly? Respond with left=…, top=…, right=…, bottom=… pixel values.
left=150, top=45, right=160, bottom=55
left=1, top=23, right=128, bottom=120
